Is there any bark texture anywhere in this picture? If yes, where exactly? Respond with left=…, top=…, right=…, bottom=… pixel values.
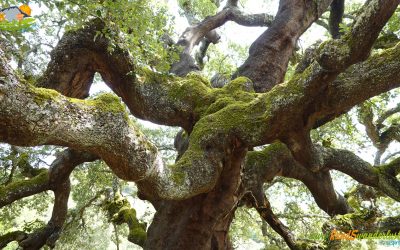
left=0, top=0, right=400, bottom=249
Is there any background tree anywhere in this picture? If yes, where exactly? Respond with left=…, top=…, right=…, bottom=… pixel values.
left=1, top=0, right=400, bottom=249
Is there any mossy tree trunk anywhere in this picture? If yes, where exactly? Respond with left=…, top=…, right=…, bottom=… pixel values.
left=1, top=0, right=400, bottom=249
left=144, top=144, right=245, bottom=250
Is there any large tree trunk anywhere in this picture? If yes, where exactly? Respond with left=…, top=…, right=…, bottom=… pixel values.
left=1, top=1, right=400, bottom=249
left=145, top=148, right=246, bottom=250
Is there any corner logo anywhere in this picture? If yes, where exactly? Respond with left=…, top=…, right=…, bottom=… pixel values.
left=0, top=4, right=36, bottom=31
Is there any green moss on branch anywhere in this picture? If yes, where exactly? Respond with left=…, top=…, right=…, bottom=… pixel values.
left=28, top=84, right=128, bottom=119
left=0, top=170, right=49, bottom=203
left=104, top=194, right=147, bottom=247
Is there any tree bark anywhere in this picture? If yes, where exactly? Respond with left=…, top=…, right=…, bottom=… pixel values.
left=144, top=146, right=246, bottom=250
left=1, top=0, right=399, bottom=249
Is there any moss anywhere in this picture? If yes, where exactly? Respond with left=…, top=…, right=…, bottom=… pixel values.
left=104, top=195, right=147, bottom=247
left=314, top=37, right=354, bottom=71
left=168, top=148, right=205, bottom=186
left=137, top=67, right=171, bottom=84
left=168, top=76, right=212, bottom=103
left=230, top=77, right=251, bottom=86
left=377, top=157, right=400, bottom=175
left=347, top=196, right=361, bottom=211
left=69, top=93, right=124, bottom=112
left=187, top=100, right=261, bottom=150
left=170, top=65, right=312, bottom=152
left=375, top=33, right=399, bottom=49
left=30, top=87, right=61, bottom=105
left=128, top=226, right=147, bottom=247
left=375, top=171, right=400, bottom=201
left=124, top=207, right=147, bottom=246
left=87, top=93, right=126, bottom=113
left=134, top=69, right=213, bottom=117
left=204, top=77, right=257, bottom=114
left=170, top=165, right=186, bottom=186
left=370, top=43, right=400, bottom=68
left=295, top=240, right=325, bottom=250
left=245, top=142, right=287, bottom=168
left=181, top=130, right=187, bottom=139
left=0, top=170, right=48, bottom=198
left=344, top=186, right=363, bottom=211
left=104, top=193, right=126, bottom=215
left=204, top=97, right=236, bottom=115
left=186, top=72, right=211, bottom=87
left=223, top=76, right=254, bottom=93
left=28, top=82, right=128, bottom=120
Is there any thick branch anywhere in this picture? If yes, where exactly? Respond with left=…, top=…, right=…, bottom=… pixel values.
left=19, top=181, right=70, bottom=249
left=2, top=3, right=400, bottom=202
left=171, top=6, right=274, bottom=76
left=0, top=231, right=27, bottom=249
left=329, top=0, right=345, bottom=39
left=376, top=103, right=400, bottom=128
left=243, top=143, right=350, bottom=217
left=38, top=15, right=400, bottom=157
left=322, top=147, right=400, bottom=201
left=0, top=50, right=222, bottom=200
left=312, top=42, right=400, bottom=129
left=0, top=149, right=95, bottom=248
left=174, top=50, right=400, bottom=180
left=316, top=0, right=399, bottom=72
left=38, top=20, right=198, bottom=130
left=0, top=149, right=96, bottom=208
left=356, top=102, right=400, bottom=165
left=0, top=170, right=48, bottom=208
left=358, top=104, right=381, bottom=148
left=244, top=141, right=400, bottom=216
left=176, top=6, right=274, bottom=53
left=357, top=104, right=386, bottom=165
left=254, top=196, right=299, bottom=250
left=236, top=0, right=333, bottom=92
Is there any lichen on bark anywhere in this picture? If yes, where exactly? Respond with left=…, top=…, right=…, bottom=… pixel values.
left=104, top=194, right=147, bottom=247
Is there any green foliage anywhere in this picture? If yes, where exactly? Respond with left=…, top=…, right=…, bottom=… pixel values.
left=0, top=145, right=54, bottom=249
left=229, top=207, right=267, bottom=249
left=0, top=18, right=36, bottom=32
left=229, top=178, right=329, bottom=249
left=55, top=161, right=115, bottom=249
left=56, top=211, right=113, bottom=250
left=54, top=0, right=179, bottom=72
left=203, top=42, right=249, bottom=79
left=177, top=0, right=218, bottom=20
left=137, top=123, right=179, bottom=164
left=385, top=7, right=400, bottom=33
left=1, top=0, right=178, bottom=75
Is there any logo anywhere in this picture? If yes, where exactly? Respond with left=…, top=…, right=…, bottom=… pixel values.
left=0, top=4, right=36, bottom=31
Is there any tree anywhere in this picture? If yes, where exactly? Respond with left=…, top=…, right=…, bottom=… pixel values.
left=1, top=0, right=400, bottom=249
